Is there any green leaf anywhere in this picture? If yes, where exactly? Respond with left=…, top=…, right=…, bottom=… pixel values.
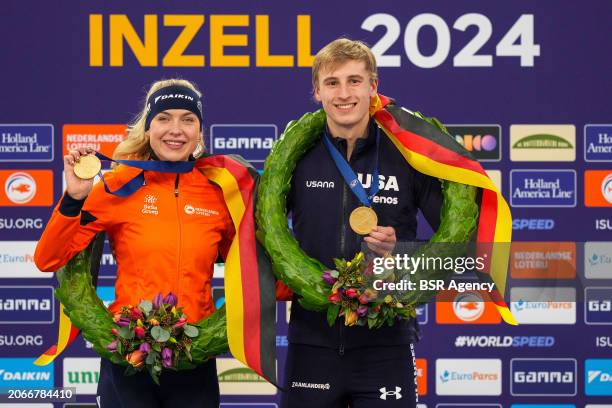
left=151, top=326, right=170, bottom=342
left=368, top=318, right=377, bottom=329
left=183, top=324, right=198, bottom=338
left=138, top=300, right=152, bottom=314
left=117, top=326, right=134, bottom=340
left=145, top=351, right=158, bottom=365
left=152, top=342, right=161, bottom=352
left=330, top=270, right=339, bottom=278
left=326, top=304, right=340, bottom=327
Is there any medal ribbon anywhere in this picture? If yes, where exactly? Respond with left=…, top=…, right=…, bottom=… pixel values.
left=322, top=127, right=381, bottom=207
left=94, top=152, right=196, bottom=197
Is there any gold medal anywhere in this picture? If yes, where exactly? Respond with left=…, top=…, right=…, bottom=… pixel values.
left=349, top=206, right=378, bottom=235
left=74, top=154, right=102, bottom=180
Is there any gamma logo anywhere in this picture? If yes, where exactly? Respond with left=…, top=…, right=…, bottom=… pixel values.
left=510, top=125, right=575, bottom=161
left=446, top=125, right=501, bottom=161
left=585, top=359, right=612, bottom=396
left=585, top=287, right=612, bottom=325
left=510, top=358, right=576, bottom=396
left=209, top=124, right=277, bottom=169
left=0, top=286, right=54, bottom=324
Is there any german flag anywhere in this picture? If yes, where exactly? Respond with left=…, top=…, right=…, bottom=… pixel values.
left=36, top=155, right=278, bottom=384
left=371, top=94, right=516, bottom=325
left=197, top=154, right=277, bottom=384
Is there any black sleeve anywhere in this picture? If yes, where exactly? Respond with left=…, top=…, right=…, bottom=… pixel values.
left=415, top=172, right=443, bottom=230
left=58, top=193, right=86, bottom=217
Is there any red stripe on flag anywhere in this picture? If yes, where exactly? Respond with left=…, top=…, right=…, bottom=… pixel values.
left=374, top=109, right=487, bottom=177
left=199, top=156, right=264, bottom=375
left=478, top=189, right=498, bottom=243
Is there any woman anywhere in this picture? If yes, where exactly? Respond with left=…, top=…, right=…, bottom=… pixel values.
left=34, top=79, right=231, bottom=407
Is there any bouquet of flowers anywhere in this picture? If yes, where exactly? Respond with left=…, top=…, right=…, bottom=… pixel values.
left=106, top=292, right=199, bottom=384
left=323, top=252, right=416, bottom=329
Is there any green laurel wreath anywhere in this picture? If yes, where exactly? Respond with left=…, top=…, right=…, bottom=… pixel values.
left=256, top=108, right=480, bottom=311
left=55, top=242, right=228, bottom=369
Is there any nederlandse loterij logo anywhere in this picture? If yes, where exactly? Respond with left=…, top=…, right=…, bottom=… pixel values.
left=510, top=125, right=576, bottom=161
left=5, top=172, right=36, bottom=204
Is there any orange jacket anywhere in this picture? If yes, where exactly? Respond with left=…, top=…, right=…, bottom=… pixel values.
left=35, top=165, right=234, bottom=322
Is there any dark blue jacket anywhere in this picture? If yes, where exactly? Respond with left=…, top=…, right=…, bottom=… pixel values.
left=287, top=119, right=444, bottom=350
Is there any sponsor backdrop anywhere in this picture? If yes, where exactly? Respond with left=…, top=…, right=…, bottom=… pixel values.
left=1, top=1, right=611, bottom=407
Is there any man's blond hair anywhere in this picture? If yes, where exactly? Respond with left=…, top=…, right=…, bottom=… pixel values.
left=312, top=38, right=378, bottom=92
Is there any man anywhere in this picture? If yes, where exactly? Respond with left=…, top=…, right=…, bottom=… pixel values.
left=283, top=38, right=443, bottom=407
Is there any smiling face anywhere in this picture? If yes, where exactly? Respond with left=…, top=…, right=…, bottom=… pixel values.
left=314, top=59, right=378, bottom=137
left=147, top=109, right=201, bottom=161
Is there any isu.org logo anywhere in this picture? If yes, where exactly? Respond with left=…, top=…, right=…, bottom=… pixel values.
left=453, top=292, right=485, bottom=321
left=602, top=174, right=612, bottom=203
left=4, top=172, right=36, bottom=204
left=379, top=386, right=402, bottom=400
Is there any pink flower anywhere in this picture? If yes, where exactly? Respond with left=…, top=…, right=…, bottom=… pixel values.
left=328, top=292, right=341, bottom=303
left=134, top=326, right=146, bottom=339
left=172, top=317, right=187, bottom=329
left=139, top=342, right=151, bottom=354
left=152, top=293, right=164, bottom=310
left=345, top=288, right=358, bottom=298
left=130, top=307, right=143, bottom=320
left=357, top=306, right=368, bottom=317
left=107, top=340, right=117, bottom=352
left=163, top=292, right=178, bottom=307
left=111, top=328, right=118, bottom=335
left=161, top=347, right=173, bottom=368
left=322, top=270, right=337, bottom=285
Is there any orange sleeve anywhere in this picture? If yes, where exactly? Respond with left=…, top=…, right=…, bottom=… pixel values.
left=34, top=185, right=110, bottom=272
left=275, top=280, right=293, bottom=301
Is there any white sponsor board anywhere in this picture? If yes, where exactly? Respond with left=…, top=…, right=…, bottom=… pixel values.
left=0, top=241, right=51, bottom=278
left=435, top=359, right=502, bottom=396
left=62, top=357, right=100, bottom=395
left=510, top=287, right=576, bottom=324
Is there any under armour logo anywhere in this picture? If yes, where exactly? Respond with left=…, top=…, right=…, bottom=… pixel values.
left=379, top=386, right=402, bottom=400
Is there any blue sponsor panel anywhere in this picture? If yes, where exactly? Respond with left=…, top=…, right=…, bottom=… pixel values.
left=510, top=358, right=576, bottom=396
left=585, top=125, right=612, bottom=162
left=96, top=286, right=115, bottom=308
left=0, top=358, right=54, bottom=390
left=99, top=240, right=117, bottom=279
left=0, top=124, right=54, bottom=162
left=511, top=405, right=575, bottom=408
left=437, top=405, right=501, bottom=408
left=510, top=170, right=576, bottom=207
left=585, top=287, right=612, bottom=324
left=0, top=286, right=54, bottom=324
left=416, top=304, right=428, bottom=325
left=209, top=125, right=277, bottom=169
left=585, top=359, right=612, bottom=396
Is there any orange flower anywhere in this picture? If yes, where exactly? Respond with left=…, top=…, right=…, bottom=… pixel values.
left=344, top=310, right=358, bottom=326
left=126, top=350, right=145, bottom=368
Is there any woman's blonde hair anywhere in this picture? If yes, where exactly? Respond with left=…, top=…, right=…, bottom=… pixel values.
left=113, top=78, right=203, bottom=160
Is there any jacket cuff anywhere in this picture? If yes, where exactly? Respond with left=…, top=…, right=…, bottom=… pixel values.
left=59, top=194, right=86, bottom=217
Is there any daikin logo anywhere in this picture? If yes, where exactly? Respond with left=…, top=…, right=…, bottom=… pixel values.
left=585, top=359, right=612, bottom=395
left=0, top=358, right=54, bottom=389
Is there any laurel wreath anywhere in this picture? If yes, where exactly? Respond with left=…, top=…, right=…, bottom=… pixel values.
left=255, top=108, right=480, bottom=311
left=55, top=240, right=228, bottom=369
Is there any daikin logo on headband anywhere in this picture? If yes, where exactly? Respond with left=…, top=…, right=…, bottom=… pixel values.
left=154, top=93, right=195, bottom=104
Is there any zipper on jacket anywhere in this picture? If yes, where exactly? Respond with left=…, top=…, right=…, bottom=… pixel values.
left=174, top=174, right=182, bottom=300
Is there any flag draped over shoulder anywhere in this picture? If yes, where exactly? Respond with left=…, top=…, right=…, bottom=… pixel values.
left=35, top=154, right=278, bottom=384
left=371, top=94, right=516, bottom=325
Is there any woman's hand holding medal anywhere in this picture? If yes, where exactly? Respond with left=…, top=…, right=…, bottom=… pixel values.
left=63, top=147, right=101, bottom=200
